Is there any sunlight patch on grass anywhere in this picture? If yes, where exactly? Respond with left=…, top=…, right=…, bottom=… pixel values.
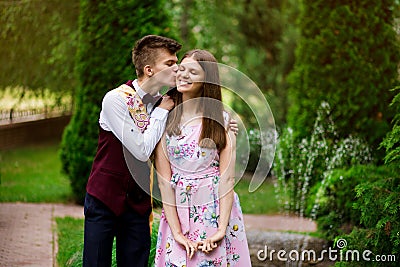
left=234, top=177, right=279, bottom=214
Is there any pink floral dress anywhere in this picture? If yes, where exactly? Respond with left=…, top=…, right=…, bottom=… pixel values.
left=154, top=122, right=252, bottom=267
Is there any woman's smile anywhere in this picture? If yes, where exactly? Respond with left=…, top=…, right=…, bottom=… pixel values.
left=177, top=79, right=192, bottom=87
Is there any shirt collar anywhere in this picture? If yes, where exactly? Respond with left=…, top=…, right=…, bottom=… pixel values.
left=132, top=79, right=146, bottom=99
left=132, top=79, right=161, bottom=100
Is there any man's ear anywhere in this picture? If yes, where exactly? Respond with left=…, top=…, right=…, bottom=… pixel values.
left=144, top=65, right=153, bottom=77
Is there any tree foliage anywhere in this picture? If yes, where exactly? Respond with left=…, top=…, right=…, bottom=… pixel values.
left=60, top=0, right=176, bottom=203
left=329, top=165, right=400, bottom=267
left=287, top=0, right=400, bottom=154
left=1, top=0, right=299, bottom=128
left=0, top=0, right=79, bottom=93
left=382, top=87, right=400, bottom=166
left=168, top=0, right=299, bottom=127
left=232, top=0, right=299, bottom=126
left=311, top=164, right=400, bottom=267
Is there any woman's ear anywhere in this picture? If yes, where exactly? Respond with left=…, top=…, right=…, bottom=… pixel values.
left=144, top=65, right=153, bottom=77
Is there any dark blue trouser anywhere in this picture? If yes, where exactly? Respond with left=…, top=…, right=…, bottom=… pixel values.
left=83, top=193, right=150, bottom=267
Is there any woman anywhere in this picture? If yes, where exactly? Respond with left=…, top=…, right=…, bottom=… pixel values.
left=154, top=49, right=251, bottom=266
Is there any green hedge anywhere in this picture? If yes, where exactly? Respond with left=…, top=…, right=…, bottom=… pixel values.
left=60, top=0, right=177, bottom=203
left=287, top=0, right=400, bottom=155
left=325, top=165, right=399, bottom=267
left=314, top=165, right=396, bottom=239
left=382, top=87, right=400, bottom=166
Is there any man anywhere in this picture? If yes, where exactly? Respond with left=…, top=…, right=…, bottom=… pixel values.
left=83, top=35, right=181, bottom=267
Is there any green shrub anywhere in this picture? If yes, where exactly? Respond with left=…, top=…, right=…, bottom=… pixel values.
left=314, top=165, right=395, bottom=241
left=287, top=0, right=400, bottom=156
left=60, top=0, right=176, bottom=203
left=353, top=167, right=399, bottom=253
left=332, top=165, right=399, bottom=266
left=274, top=102, right=371, bottom=216
left=382, top=86, right=400, bottom=167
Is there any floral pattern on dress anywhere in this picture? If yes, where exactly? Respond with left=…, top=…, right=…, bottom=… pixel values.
left=227, top=216, right=246, bottom=241
left=202, top=204, right=219, bottom=228
left=167, top=138, right=197, bottom=159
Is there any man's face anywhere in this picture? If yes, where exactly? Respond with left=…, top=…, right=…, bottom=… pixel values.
left=151, top=49, right=179, bottom=87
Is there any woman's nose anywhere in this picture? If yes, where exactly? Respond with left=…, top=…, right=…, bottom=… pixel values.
left=177, top=69, right=189, bottom=78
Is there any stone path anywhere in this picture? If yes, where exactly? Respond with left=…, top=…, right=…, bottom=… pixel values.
left=0, top=203, right=317, bottom=267
left=0, top=203, right=83, bottom=267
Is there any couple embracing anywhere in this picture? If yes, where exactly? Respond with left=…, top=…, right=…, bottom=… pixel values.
left=83, top=35, right=252, bottom=267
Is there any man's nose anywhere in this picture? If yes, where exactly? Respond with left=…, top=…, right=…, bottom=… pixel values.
left=172, top=63, right=178, bottom=72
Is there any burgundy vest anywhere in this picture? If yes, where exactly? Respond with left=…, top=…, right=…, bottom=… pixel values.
left=86, top=112, right=152, bottom=216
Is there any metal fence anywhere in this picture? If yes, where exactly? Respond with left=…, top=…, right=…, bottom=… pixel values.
left=0, top=104, right=72, bottom=125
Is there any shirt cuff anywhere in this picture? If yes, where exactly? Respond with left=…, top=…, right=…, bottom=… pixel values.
left=151, top=107, right=169, bottom=120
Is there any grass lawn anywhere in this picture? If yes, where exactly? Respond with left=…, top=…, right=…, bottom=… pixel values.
left=234, top=176, right=280, bottom=214
left=56, top=217, right=160, bottom=267
left=0, top=141, right=73, bottom=203
left=56, top=217, right=85, bottom=267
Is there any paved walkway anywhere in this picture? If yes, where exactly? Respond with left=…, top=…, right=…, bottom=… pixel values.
left=0, top=203, right=316, bottom=267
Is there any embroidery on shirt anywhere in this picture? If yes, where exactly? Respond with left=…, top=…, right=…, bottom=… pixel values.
left=117, top=84, right=150, bottom=133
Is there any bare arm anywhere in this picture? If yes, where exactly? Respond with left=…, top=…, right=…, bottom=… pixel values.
left=154, top=135, right=197, bottom=258
left=198, top=130, right=236, bottom=253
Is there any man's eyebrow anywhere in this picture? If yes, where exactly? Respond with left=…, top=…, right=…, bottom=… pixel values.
left=165, top=59, right=177, bottom=64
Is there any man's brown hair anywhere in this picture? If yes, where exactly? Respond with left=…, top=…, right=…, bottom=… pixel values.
left=132, top=35, right=182, bottom=78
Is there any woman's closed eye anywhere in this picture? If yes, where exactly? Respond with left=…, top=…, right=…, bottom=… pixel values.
left=178, top=67, right=198, bottom=76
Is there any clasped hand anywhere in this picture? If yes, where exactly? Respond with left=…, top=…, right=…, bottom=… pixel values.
left=175, top=229, right=225, bottom=259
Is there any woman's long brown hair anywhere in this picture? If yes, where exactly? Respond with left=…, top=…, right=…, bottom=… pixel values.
left=166, top=49, right=227, bottom=151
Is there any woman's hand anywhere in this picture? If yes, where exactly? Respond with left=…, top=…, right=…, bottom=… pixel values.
left=158, top=95, right=175, bottom=111
left=197, top=229, right=226, bottom=253
left=174, top=233, right=198, bottom=259
left=228, top=118, right=239, bottom=136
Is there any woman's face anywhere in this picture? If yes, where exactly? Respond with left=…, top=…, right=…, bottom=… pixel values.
left=176, top=56, right=205, bottom=98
